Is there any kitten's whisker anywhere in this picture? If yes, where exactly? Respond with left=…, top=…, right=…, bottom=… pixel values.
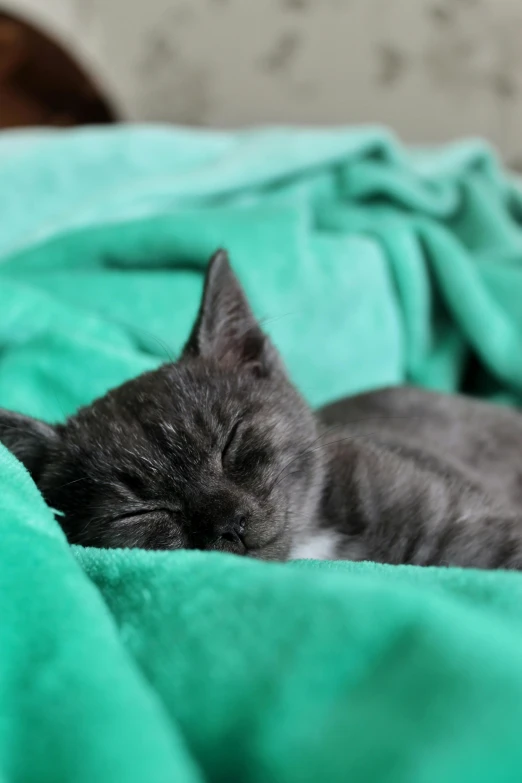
left=271, top=422, right=437, bottom=495
left=115, top=321, right=177, bottom=363
left=54, top=476, right=90, bottom=492
left=257, top=311, right=301, bottom=330
left=268, top=425, right=339, bottom=494
left=270, top=469, right=306, bottom=494
left=272, top=429, right=401, bottom=495
left=50, top=385, right=68, bottom=423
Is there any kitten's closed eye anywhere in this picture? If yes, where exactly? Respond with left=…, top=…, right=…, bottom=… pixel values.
left=222, top=422, right=273, bottom=483
left=107, top=508, right=178, bottom=526
left=222, top=420, right=242, bottom=465
left=104, top=507, right=185, bottom=550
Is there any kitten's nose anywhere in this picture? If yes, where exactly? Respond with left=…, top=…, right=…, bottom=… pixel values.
left=219, top=513, right=247, bottom=545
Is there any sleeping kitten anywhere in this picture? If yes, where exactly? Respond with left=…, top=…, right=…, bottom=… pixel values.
left=1, top=250, right=522, bottom=569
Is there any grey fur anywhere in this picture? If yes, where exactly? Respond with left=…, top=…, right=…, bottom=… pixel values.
left=318, top=388, right=522, bottom=568
left=1, top=249, right=522, bottom=570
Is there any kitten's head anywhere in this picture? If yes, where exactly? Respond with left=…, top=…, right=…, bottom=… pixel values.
left=0, top=251, right=323, bottom=559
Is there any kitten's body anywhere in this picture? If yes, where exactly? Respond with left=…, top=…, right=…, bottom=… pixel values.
left=1, top=250, right=522, bottom=570
left=309, top=387, right=522, bottom=568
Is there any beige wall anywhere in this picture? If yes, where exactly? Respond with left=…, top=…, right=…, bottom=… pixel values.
left=5, top=0, right=522, bottom=163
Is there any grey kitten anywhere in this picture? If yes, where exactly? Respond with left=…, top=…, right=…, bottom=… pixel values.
left=1, top=250, right=522, bottom=569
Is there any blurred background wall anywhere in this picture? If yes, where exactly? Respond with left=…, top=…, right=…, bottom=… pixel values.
left=2, top=0, right=522, bottom=164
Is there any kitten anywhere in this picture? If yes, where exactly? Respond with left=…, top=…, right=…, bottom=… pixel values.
left=1, top=250, right=522, bottom=569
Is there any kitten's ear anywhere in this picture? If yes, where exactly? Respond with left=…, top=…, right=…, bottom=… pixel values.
left=183, top=249, right=283, bottom=376
left=0, top=409, right=59, bottom=481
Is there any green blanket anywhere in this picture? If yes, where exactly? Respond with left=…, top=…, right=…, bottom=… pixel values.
left=1, top=125, right=522, bottom=782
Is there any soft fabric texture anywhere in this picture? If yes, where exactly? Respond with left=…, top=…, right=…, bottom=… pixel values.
left=0, top=125, right=522, bottom=781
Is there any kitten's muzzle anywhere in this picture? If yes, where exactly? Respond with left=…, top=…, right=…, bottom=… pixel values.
left=217, top=513, right=247, bottom=549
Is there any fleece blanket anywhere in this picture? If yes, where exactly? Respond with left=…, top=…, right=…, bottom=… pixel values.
left=0, top=125, right=522, bottom=782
